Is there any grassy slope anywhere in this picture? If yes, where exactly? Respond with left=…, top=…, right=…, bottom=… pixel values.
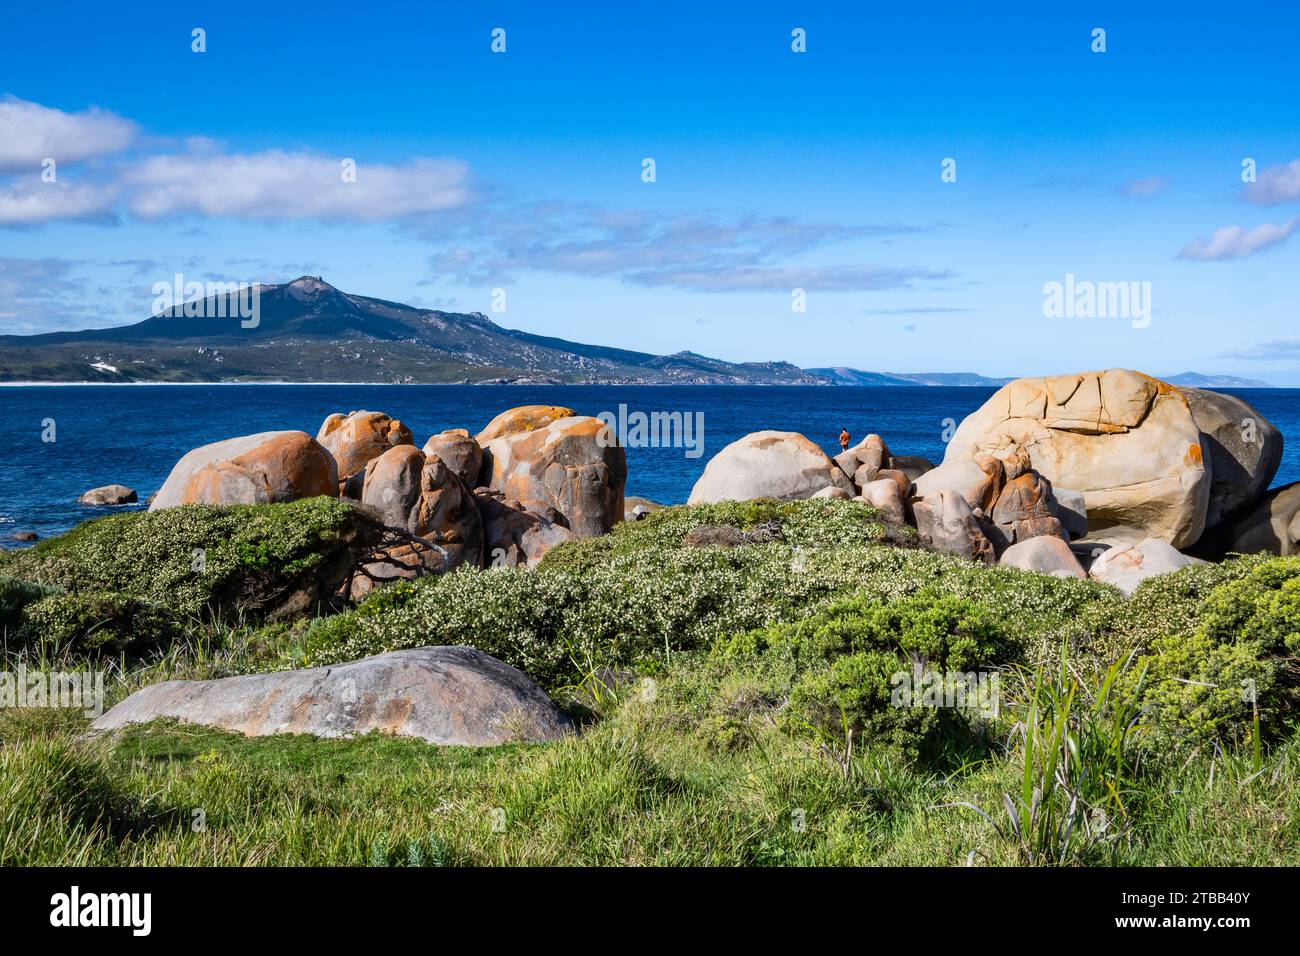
left=1, top=498, right=1297, bottom=866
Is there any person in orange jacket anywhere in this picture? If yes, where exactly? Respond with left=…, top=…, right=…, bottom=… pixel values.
left=839, top=427, right=851, bottom=451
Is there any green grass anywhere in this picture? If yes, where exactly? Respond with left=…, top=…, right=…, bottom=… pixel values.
left=3, top=671, right=1295, bottom=866
left=2, top=498, right=1298, bottom=866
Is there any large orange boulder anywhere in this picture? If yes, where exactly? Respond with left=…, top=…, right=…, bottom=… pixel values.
left=150, top=431, right=337, bottom=510
left=477, top=494, right=578, bottom=567
left=476, top=405, right=576, bottom=443
left=943, top=370, right=1210, bottom=547
left=317, top=410, right=414, bottom=483
left=422, top=428, right=484, bottom=487
left=479, top=416, right=626, bottom=537
left=360, top=446, right=484, bottom=570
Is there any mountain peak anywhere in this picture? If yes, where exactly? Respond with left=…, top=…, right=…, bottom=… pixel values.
left=285, top=276, right=336, bottom=300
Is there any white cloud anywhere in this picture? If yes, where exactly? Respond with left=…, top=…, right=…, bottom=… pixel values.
left=1178, top=217, right=1299, bottom=261
left=1242, top=160, right=1300, bottom=205
left=0, top=180, right=117, bottom=225
left=121, top=149, right=472, bottom=222
left=1219, top=338, right=1300, bottom=360
left=0, top=96, right=137, bottom=171
left=1118, top=176, right=1171, bottom=198
left=421, top=202, right=949, bottom=291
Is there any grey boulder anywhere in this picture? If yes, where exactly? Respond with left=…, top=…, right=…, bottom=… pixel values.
left=912, top=489, right=995, bottom=564
left=91, top=647, right=573, bottom=747
left=1183, top=387, right=1282, bottom=530
left=999, top=535, right=1086, bottom=578
left=1050, top=488, right=1088, bottom=540
left=1199, top=481, right=1300, bottom=558
left=78, top=484, right=138, bottom=506
left=1089, top=538, right=1195, bottom=595
left=913, top=455, right=1005, bottom=512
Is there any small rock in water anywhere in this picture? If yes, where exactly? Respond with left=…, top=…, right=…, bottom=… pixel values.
left=12, top=530, right=38, bottom=541
left=77, top=484, right=138, bottom=506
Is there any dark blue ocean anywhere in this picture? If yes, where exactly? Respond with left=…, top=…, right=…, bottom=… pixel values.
left=2, top=384, right=1297, bottom=544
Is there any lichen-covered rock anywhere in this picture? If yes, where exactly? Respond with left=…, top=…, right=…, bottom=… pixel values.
left=988, top=471, right=1066, bottom=551
left=410, top=457, right=484, bottom=570
left=477, top=494, right=578, bottom=567
left=422, top=428, right=484, bottom=488
left=481, top=416, right=626, bottom=537
left=317, top=410, right=414, bottom=483
left=476, top=405, right=576, bottom=443
left=689, top=430, right=854, bottom=504
left=91, top=647, right=573, bottom=746
left=944, top=369, right=1210, bottom=547
left=151, top=431, right=338, bottom=510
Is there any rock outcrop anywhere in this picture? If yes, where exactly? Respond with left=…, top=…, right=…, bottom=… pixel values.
left=359, top=447, right=484, bottom=569
left=624, top=496, right=665, bottom=521
left=359, top=445, right=426, bottom=529
left=317, top=410, right=414, bottom=486
left=478, top=494, right=578, bottom=567
left=422, top=428, right=484, bottom=488
left=859, top=478, right=906, bottom=524
left=1196, top=482, right=1300, bottom=558
left=912, top=489, right=995, bottom=564
left=999, top=535, right=1086, bottom=578
left=476, top=405, right=576, bottom=443
left=689, top=430, right=854, bottom=504
left=987, top=471, right=1066, bottom=551
left=151, top=431, right=338, bottom=510
left=91, top=647, right=573, bottom=746
left=913, top=456, right=1005, bottom=513
left=1182, top=388, right=1282, bottom=530
left=944, top=369, right=1210, bottom=547
left=1089, top=538, right=1196, bottom=595
left=480, top=416, right=626, bottom=537
left=78, top=484, right=137, bottom=506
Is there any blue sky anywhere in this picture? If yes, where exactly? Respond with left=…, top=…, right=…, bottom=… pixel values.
left=2, top=1, right=1298, bottom=381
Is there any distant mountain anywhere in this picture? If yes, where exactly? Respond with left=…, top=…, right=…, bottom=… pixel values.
left=1162, top=372, right=1273, bottom=388
left=0, top=277, right=827, bottom=385
left=0, top=280, right=1274, bottom=388
left=807, top=367, right=1014, bottom=387
left=813, top=367, right=1274, bottom=389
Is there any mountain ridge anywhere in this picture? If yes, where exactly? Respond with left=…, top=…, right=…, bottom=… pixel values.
left=0, top=277, right=1273, bottom=387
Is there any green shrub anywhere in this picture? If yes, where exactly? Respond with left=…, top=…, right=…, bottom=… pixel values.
left=0, top=574, right=62, bottom=636
left=738, top=593, right=1007, bottom=763
left=302, top=533, right=1104, bottom=690
left=1123, top=558, right=1300, bottom=744
left=539, top=498, right=899, bottom=572
left=3, top=497, right=372, bottom=621
left=17, top=592, right=191, bottom=660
